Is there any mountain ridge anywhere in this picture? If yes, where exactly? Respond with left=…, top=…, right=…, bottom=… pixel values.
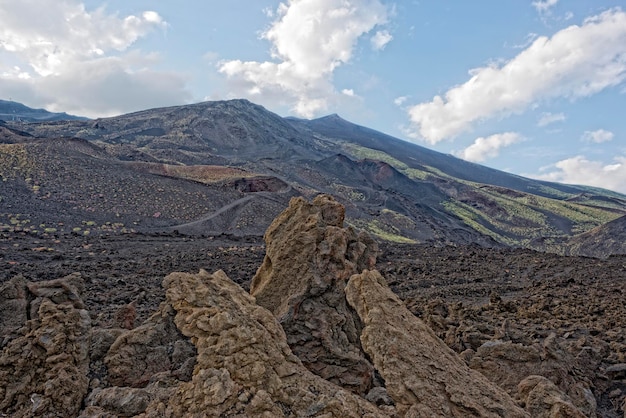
left=0, top=99, right=88, bottom=122
left=3, top=99, right=625, bottom=256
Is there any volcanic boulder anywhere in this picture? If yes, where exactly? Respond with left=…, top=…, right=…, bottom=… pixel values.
left=518, top=375, right=587, bottom=418
left=345, top=269, right=528, bottom=417
left=250, top=194, right=378, bottom=394
left=0, top=275, right=28, bottom=340
left=138, top=269, right=387, bottom=417
left=104, top=302, right=196, bottom=388
left=469, top=336, right=597, bottom=416
left=0, top=273, right=91, bottom=417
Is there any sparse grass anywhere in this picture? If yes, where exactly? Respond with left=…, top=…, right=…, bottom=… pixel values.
left=442, top=183, right=624, bottom=247
left=329, top=184, right=365, bottom=201
left=335, top=142, right=625, bottom=247
left=442, top=200, right=514, bottom=244
left=341, top=143, right=439, bottom=181
left=350, top=218, right=417, bottom=244
left=342, top=143, right=409, bottom=169
left=0, top=144, right=36, bottom=179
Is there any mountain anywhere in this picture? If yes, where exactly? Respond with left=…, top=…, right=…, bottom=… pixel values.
left=3, top=99, right=626, bottom=254
left=0, top=99, right=88, bottom=122
left=564, top=214, right=626, bottom=258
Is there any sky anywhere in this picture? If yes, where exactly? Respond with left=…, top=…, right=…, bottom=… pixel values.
left=1, top=1, right=626, bottom=194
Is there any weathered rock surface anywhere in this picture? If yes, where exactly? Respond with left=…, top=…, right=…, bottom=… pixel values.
left=469, top=337, right=597, bottom=416
left=2, top=195, right=619, bottom=417
left=138, top=269, right=387, bottom=417
left=105, top=302, right=196, bottom=387
left=346, top=269, right=528, bottom=417
left=81, top=376, right=179, bottom=417
left=0, top=275, right=28, bottom=342
left=250, top=194, right=378, bottom=394
left=0, top=273, right=91, bottom=417
left=518, top=375, right=587, bottom=418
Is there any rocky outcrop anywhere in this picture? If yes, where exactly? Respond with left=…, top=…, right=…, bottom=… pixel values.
left=518, top=375, right=587, bottom=418
left=104, top=303, right=196, bottom=387
left=2, top=194, right=611, bottom=417
left=250, top=194, right=378, bottom=394
left=0, top=273, right=91, bottom=417
left=345, top=269, right=528, bottom=417
left=0, top=275, right=28, bottom=342
left=469, top=336, right=597, bottom=416
left=138, top=269, right=387, bottom=417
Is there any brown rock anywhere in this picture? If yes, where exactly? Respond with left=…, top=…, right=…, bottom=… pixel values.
left=86, top=386, right=152, bottom=417
left=139, top=269, right=386, bottom=417
left=345, top=269, right=528, bottom=417
left=27, top=272, right=86, bottom=319
left=0, top=275, right=28, bottom=341
left=78, top=405, right=118, bottom=417
left=469, top=336, right=597, bottom=416
left=0, top=273, right=91, bottom=417
left=518, top=375, right=587, bottom=418
left=90, top=327, right=126, bottom=361
left=250, top=194, right=378, bottom=394
left=104, top=302, right=196, bottom=387
left=469, top=340, right=542, bottom=391
left=113, top=301, right=137, bottom=330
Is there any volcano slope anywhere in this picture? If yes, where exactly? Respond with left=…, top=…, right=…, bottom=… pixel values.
left=0, top=195, right=624, bottom=417
left=5, top=99, right=626, bottom=255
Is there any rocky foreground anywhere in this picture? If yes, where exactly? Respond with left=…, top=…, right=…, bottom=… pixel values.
left=1, top=195, right=624, bottom=417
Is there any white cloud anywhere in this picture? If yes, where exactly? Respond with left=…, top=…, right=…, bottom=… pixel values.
left=406, top=8, right=626, bottom=144
left=342, top=88, right=355, bottom=97
left=537, top=112, right=566, bottom=127
left=0, top=1, right=190, bottom=117
left=533, top=155, right=626, bottom=193
left=371, top=30, right=393, bottom=51
left=394, top=95, right=409, bottom=106
left=512, top=32, right=539, bottom=49
left=218, top=0, right=390, bottom=118
left=581, top=129, right=614, bottom=143
left=455, top=132, right=524, bottom=163
left=532, top=0, right=558, bottom=14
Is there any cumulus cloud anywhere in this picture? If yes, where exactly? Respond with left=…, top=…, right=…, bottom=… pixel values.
left=371, top=30, right=393, bottom=50
left=533, top=155, right=626, bottom=193
left=218, top=0, right=390, bottom=118
left=406, top=8, right=626, bottom=144
left=0, top=0, right=190, bottom=117
left=532, top=0, right=559, bottom=14
left=537, top=112, right=566, bottom=127
left=455, top=132, right=524, bottom=163
left=581, top=129, right=614, bottom=143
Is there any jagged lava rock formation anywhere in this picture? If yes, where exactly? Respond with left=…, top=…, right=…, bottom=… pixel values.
left=250, top=194, right=378, bottom=395
left=137, top=269, right=385, bottom=417
left=0, top=194, right=600, bottom=417
left=346, top=269, right=527, bottom=417
left=0, top=273, right=91, bottom=417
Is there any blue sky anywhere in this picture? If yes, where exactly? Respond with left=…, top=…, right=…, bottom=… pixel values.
left=1, top=1, right=625, bottom=193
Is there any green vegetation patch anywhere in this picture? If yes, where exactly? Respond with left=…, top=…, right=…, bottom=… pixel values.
left=341, top=143, right=440, bottom=181
left=350, top=218, right=417, bottom=244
